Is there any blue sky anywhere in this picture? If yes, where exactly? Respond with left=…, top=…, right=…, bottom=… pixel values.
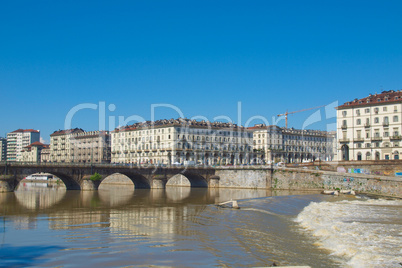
left=1, top=0, right=401, bottom=142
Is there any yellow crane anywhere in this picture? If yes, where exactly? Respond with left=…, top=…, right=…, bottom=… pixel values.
left=277, top=105, right=326, bottom=128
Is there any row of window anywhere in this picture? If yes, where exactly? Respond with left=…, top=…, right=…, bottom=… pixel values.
left=342, top=116, right=399, bottom=127
left=354, top=142, right=399, bottom=148
left=342, top=106, right=399, bottom=117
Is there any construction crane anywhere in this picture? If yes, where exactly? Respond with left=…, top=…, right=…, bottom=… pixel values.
left=277, top=105, right=326, bottom=128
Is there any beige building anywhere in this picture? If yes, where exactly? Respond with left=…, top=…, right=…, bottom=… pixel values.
left=250, top=125, right=335, bottom=163
left=41, top=147, right=51, bottom=163
left=50, top=129, right=111, bottom=163
left=336, top=90, right=402, bottom=161
left=111, top=118, right=256, bottom=165
left=21, top=142, right=49, bottom=163
left=7, top=129, right=40, bottom=162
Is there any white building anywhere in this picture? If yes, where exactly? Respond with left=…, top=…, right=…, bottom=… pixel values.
left=250, top=124, right=335, bottom=163
left=111, top=118, right=257, bottom=165
left=336, top=90, right=402, bottom=161
left=7, top=129, right=40, bottom=162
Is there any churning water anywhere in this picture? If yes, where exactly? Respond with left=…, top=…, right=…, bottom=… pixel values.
left=296, top=197, right=402, bottom=267
left=0, top=182, right=400, bottom=267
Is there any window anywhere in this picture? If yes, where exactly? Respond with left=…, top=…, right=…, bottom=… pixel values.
left=342, top=111, right=347, bottom=117
left=394, top=106, right=398, bottom=112
left=356, top=109, right=360, bottom=116
left=383, top=107, right=387, bottom=111
left=374, top=108, right=379, bottom=114
left=357, top=143, right=362, bottom=148
left=365, top=108, right=370, bottom=113
left=384, top=132, right=389, bottom=137
left=356, top=119, right=361, bottom=125
left=393, top=116, right=399, bottom=122
left=374, top=117, right=379, bottom=123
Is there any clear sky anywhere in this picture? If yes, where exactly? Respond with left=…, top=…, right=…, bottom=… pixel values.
left=1, top=0, right=401, bottom=142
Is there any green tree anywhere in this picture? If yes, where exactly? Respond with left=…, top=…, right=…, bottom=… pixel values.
left=90, top=172, right=102, bottom=181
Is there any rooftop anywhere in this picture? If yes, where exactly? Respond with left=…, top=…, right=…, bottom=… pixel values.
left=51, top=128, right=84, bottom=136
left=113, top=118, right=246, bottom=132
left=10, top=129, right=40, bottom=133
left=337, top=90, right=402, bottom=109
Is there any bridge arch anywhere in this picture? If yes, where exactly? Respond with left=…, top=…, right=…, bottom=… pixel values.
left=105, top=172, right=151, bottom=189
left=15, top=171, right=80, bottom=191
left=166, top=171, right=208, bottom=188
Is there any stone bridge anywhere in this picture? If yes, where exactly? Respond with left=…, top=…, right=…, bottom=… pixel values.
left=0, top=163, right=219, bottom=191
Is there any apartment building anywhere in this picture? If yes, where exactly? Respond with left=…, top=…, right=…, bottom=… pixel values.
left=336, top=90, right=402, bottom=161
left=250, top=125, right=335, bottom=163
left=0, top=137, right=7, bottom=161
left=21, top=142, right=49, bottom=163
left=7, top=129, right=40, bottom=161
left=50, top=129, right=111, bottom=163
left=111, top=118, right=256, bottom=165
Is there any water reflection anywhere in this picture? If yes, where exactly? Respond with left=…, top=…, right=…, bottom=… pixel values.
left=14, top=182, right=67, bottom=210
left=99, top=185, right=135, bottom=207
left=165, top=186, right=191, bottom=201
left=0, top=183, right=332, bottom=267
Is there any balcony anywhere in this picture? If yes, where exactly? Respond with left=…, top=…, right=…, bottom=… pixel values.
left=339, top=138, right=350, bottom=143
left=364, top=123, right=370, bottom=128
left=390, top=135, right=401, bottom=140
left=371, top=136, right=382, bottom=141
left=353, top=137, right=364, bottom=142
left=341, top=125, right=347, bottom=129
left=383, top=122, right=389, bottom=126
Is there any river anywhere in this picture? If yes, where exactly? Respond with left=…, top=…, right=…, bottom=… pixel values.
left=0, top=182, right=401, bottom=267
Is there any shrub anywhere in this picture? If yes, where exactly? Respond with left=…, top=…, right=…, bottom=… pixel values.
left=90, top=172, right=102, bottom=181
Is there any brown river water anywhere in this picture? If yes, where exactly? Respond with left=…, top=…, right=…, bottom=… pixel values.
left=0, top=182, right=401, bottom=267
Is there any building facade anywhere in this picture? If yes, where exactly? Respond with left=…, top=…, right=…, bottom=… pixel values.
left=50, top=129, right=111, bottom=163
left=111, top=118, right=257, bottom=165
left=21, top=142, right=49, bottom=163
left=336, top=90, right=402, bottom=161
left=0, top=137, right=7, bottom=161
left=7, top=129, right=40, bottom=162
left=251, top=125, right=335, bottom=163
left=41, top=147, right=50, bottom=163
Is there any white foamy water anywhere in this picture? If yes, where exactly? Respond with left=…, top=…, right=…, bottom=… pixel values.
left=295, top=198, right=402, bottom=268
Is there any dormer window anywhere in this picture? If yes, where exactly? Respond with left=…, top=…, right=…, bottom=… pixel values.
left=377, top=98, right=381, bottom=102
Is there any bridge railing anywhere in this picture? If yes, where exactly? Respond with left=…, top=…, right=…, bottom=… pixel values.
left=0, top=161, right=274, bottom=170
